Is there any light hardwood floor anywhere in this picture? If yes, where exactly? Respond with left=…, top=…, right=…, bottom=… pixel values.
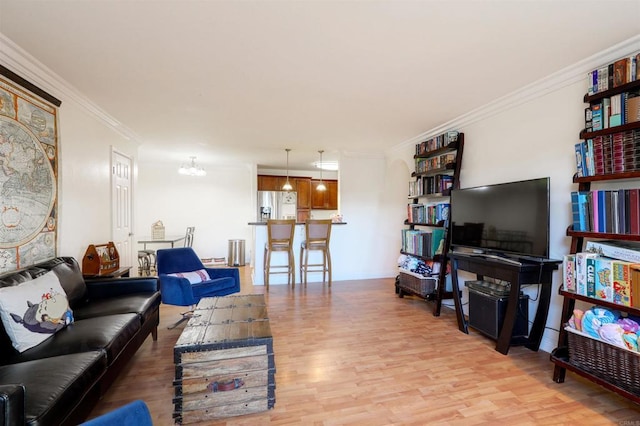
left=87, top=268, right=640, bottom=425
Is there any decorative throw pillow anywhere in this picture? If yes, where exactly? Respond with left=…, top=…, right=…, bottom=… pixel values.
left=0, top=271, right=74, bottom=352
left=167, top=269, right=211, bottom=284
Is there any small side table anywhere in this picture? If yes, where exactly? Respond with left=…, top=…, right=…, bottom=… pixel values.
left=83, top=266, right=132, bottom=281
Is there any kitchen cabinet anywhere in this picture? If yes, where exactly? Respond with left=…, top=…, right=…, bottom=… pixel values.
left=311, top=180, right=338, bottom=210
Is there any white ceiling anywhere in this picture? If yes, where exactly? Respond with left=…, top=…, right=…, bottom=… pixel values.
left=1, top=0, right=639, bottom=171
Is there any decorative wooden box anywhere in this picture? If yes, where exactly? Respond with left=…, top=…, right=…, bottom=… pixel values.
left=81, top=242, right=119, bottom=276
left=173, top=295, right=275, bottom=424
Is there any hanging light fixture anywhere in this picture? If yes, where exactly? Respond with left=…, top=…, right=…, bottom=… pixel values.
left=316, top=150, right=326, bottom=191
left=178, top=156, right=207, bottom=177
left=282, top=148, right=293, bottom=191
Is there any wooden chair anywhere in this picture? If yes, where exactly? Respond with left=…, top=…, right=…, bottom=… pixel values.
left=263, top=219, right=296, bottom=289
left=299, top=219, right=332, bottom=286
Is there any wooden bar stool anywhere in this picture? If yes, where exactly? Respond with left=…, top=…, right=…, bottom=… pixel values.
left=299, top=219, right=332, bottom=286
left=264, top=219, right=296, bottom=289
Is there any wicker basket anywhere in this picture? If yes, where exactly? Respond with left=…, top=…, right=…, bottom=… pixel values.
left=566, top=327, right=640, bottom=395
left=398, top=269, right=437, bottom=297
left=151, top=220, right=165, bottom=240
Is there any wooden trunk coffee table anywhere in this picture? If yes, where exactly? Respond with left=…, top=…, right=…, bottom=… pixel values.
left=173, top=294, right=275, bottom=424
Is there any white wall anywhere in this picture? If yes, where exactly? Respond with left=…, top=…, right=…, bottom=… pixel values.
left=57, top=102, right=138, bottom=263
left=135, top=154, right=255, bottom=262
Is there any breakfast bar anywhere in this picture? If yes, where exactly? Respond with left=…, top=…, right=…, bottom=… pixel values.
left=248, top=221, right=347, bottom=285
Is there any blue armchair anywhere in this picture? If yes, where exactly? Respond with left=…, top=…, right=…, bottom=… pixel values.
left=81, top=400, right=152, bottom=425
left=156, top=247, right=240, bottom=327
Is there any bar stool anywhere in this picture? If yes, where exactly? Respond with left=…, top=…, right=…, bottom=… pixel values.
left=299, top=219, right=332, bottom=286
left=264, top=219, right=296, bottom=289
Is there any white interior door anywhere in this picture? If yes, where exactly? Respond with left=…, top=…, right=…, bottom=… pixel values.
left=112, top=150, right=133, bottom=269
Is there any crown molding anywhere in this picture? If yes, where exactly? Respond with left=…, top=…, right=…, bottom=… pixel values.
left=0, top=33, right=140, bottom=143
left=391, top=34, right=640, bottom=152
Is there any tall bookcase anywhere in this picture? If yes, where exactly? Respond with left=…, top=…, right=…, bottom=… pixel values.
left=396, top=132, right=464, bottom=316
left=550, top=63, right=640, bottom=402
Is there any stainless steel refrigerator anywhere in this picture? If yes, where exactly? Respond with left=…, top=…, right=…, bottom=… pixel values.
left=257, top=191, right=297, bottom=221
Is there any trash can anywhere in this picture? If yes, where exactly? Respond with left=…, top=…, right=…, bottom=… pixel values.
left=227, top=239, right=246, bottom=266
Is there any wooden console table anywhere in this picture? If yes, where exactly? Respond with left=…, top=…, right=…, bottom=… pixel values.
left=449, top=252, right=560, bottom=355
left=83, top=266, right=131, bottom=281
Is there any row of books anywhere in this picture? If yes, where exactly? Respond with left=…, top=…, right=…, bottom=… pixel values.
left=585, top=91, right=640, bottom=132
left=408, top=174, right=453, bottom=197
left=563, top=240, right=640, bottom=307
left=401, top=228, right=445, bottom=259
left=406, top=202, right=450, bottom=224
left=574, top=129, right=640, bottom=177
left=587, top=52, right=639, bottom=96
left=415, top=131, right=459, bottom=156
left=571, top=189, right=640, bottom=234
left=415, top=153, right=456, bottom=174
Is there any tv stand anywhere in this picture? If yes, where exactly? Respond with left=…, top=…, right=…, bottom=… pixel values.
left=449, top=252, right=560, bottom=355
left=468, top=252, right=523, bottom=266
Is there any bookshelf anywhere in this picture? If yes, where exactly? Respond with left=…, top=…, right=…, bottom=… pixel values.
left=551, top=60, right=640, bottom=403
left=396, top=132, right=464, bottom=316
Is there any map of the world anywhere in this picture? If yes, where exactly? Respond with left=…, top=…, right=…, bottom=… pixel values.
left=0, top=78, right=58, bottom=274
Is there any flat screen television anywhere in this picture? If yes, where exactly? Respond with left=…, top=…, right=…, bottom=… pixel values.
left=450, top=177, right=550, bottom=259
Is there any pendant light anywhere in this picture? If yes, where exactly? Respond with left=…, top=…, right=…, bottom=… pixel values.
left=282, top=148, right=293, bottom=191
left=178, top=156, right=206, bottom=176
left=316, top=150, right=326, bottom=191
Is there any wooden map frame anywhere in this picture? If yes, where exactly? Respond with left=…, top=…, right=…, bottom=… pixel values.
left=0, top=66, right=61, bottom=273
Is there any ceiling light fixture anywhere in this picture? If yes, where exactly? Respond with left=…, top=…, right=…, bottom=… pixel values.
left=282, top=148, right=293, bottom=191
left=178, top=156, right=206, bottom=177
left=316, top=150, right=326, bottom=192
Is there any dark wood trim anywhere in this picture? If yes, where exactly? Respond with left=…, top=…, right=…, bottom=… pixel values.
left=0, top=64, right=62, bottom=107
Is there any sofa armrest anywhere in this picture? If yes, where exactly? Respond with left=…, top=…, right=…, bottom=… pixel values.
left=86, top=277, right=159, bottom=299
left=0, top=384, right=25, bottom=426
left=205, top=267, right=240, bottom=284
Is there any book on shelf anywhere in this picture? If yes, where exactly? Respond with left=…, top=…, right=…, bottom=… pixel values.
left=585, top=240, right=640, bottom=263
left=563, top=254, right=576, bottom=292
left=627, top=95, right=640, bottom=124
left=613, top=57, right=629, bottom=88
left=571, top=191, right=589, bottom=231
left=575, top=252, right=598, bottom=296
left=593, top=257, right=613, bottom=301
left=612, top=260, right=632, bottom=306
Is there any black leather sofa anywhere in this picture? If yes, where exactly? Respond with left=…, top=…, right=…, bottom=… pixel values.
left=0, top=257, right=160, bottom=426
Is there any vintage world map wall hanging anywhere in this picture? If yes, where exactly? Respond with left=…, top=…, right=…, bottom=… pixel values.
left=0, top=67, right=61, bottom=274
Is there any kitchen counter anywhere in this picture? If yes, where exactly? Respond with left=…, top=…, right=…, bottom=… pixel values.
left=248, top=222, right=347, bottom=285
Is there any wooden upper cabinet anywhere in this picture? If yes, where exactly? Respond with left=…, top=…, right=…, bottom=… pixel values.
left=295, top=178, right=311, bottom=209
left=258, top=175, right=297, bottom=191
left=311, top=179, right=338, bottom=210
left=257, top=175, right=281, bottom=191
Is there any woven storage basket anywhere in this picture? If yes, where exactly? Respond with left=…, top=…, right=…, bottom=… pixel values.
left=151, top=220, right=165, bottom=240
left=398, top=269, right=437, bottom=297
left=566, top=327, right=640, bottom=395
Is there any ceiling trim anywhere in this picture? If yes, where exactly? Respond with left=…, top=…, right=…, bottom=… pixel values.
left=391, top=34, right=640, bottom=152
left=0, top=33, right=140, bottom=143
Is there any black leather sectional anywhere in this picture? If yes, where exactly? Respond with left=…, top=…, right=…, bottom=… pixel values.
left=0, top=257, right=160, bottom=426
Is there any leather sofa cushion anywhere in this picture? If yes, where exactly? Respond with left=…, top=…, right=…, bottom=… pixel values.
left=6, top=314, right=140, bottom=366
left=33, top=257, right=88, bottom=308
left=73, top=292, right=161, bottom=325
left=0, top=351, right=106, bottom=426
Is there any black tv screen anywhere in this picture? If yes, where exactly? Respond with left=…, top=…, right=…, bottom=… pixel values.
left=450, top=177, right=550, bottom=259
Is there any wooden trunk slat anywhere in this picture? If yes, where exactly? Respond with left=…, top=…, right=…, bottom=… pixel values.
left=179, top=345, right=267, bottom=364
left=181, top=354, right=269, bottom=377
left=181, top=385, right=270, bottom=409
left=178, top=399, right=272, bottom=424
left=179, top=369, right=270, bottom=395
